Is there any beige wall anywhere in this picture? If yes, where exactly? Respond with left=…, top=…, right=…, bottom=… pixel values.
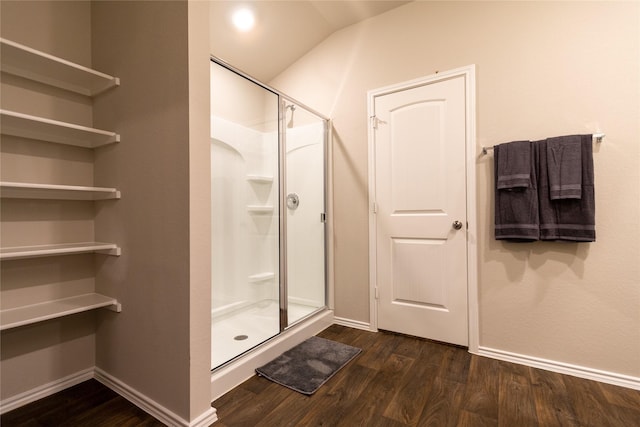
left=1, top=0, right=212, bottom=420
left=0, top=0, right=97, bottom=400
left=187, top=0, right=214, bottom=420
left=210, top=62, right=280, bottom=133
left=92, top=0, right=211, bottom=421
left=0, top=0, right=91, bottom=66
left=271, top=1, right=640, bottom=377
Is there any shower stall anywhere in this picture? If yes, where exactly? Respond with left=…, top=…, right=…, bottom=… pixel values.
left=210, top=59, right=328, bottom=370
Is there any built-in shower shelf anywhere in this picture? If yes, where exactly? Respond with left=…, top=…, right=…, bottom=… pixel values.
left=248, top=272, right=275, bottom=283
left=247, top=205, right=274, bottom=214
left=246, top=175, right=274, bottom=184
left=0, top=293, right=121, bottom=331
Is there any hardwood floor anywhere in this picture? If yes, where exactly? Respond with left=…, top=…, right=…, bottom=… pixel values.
left=0, top=378, right=165, bottom=426
left=213, top=325, right=640, bottom=426
left=3, top=325, right=639, bottom=426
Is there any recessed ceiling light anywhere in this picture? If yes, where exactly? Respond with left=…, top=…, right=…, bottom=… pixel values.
left=232, top=8, right=255, bottom=32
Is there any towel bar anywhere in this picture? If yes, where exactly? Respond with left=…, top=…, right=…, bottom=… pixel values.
left=482, top=133, right=605, bottom=155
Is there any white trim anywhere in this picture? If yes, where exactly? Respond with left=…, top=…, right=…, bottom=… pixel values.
left=366, top=65, right=479, bottom=350
left=333, top=316, right=374, bottom=332
left=2, top=366, right=218, bottom=426
left=463, top=65, right=479, bottom=353
left=326, top=119, right=336, bottom=312
left=477, top=346, right=640, bottom=391
left=94, top=368, right=218, bottom=427
left=367, top=88, right=379, bottom=333
left=188, top=408, right=219, bottom=427
left=0, top=368, right=94, bottom=414
left=210, top=309, right=333, bottom=401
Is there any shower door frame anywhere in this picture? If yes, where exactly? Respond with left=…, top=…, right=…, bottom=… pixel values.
left=210, top=56, right=330, bottom=338
left=279, top=95, right=331, bottom=330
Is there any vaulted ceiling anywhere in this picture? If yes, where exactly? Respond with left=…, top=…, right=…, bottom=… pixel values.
left=209, top=1, right=411, bottom=82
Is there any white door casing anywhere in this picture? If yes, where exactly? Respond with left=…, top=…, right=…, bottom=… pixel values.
left=367, top=66, right=478, bottom=349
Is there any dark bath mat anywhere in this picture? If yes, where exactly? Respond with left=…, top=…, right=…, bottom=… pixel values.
left=255, top=336, right=361, bottom=395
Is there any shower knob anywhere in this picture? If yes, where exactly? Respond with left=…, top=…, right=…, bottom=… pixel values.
left=452, top=220, right=463, bottom=230
left=287, top=193, right=300, bottom=210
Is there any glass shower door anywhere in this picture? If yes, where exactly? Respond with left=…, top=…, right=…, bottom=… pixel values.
left=283, top=101, right=327, bottom=326
left=210, top=61, right=280, bottom=369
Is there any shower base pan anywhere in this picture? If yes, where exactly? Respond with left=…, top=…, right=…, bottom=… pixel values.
left=210, top=305, right=333, bottom=401
left=211, top=299, right=321, bottom=370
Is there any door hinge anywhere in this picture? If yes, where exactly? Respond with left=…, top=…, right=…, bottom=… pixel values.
left=372, top=202, right=377, bottom=214
left=375, top=287, right=379, bottom=300
left=370, top=115, right=378, bottom=130
left=370, top=115, right=386, bottom=130
left=320, top=212, right=326, bottom=223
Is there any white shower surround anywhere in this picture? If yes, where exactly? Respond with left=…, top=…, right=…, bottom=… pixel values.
left=210, top=116, right=326, bottom=371
left=211, top=115, right=279, bottom=315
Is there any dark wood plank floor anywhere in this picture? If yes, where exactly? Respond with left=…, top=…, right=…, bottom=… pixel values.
left=0, top=378, right=165, bottom=426
left=3, top=325, right=639, bottom=426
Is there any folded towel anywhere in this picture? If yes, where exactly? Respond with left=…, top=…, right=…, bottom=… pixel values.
left=537, top=136, right=595, bottom=242
left=496, top=140, right=532, bottom=189
left=546, top=135, right=583, bottom=199
left=494, top=141, right=539, bottom=241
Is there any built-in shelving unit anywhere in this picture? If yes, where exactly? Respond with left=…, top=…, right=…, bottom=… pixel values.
left=0, top=109, right=120, bottom=148
left=0, top=242, right=121, bottom=260
left=0, top=38, right=120, bottom=96
left=0, top=181, right=121, bottom=200
left=0, top=38, right=121, bottom=333
left=0, top=293, right=122, bottom=331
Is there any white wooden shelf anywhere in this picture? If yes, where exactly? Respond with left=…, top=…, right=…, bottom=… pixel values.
left=247, top=175, right=274, bottom=184
left=248, top=272, right=275, bottom=283
left=1, top=181, right=120, bottom=200
left=0, top=293, right=121, bottom=331
left=247, top=205, right=274, bottom=214
left=0, top=38, right=120, bottom=96
left=0, top=242, right=121, bottom=260
left=0, top=109, right=120, bottom=148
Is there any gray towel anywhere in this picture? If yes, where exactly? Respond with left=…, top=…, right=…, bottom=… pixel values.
left=546, top=135, right=583, bottom=199
left=537, top=136, right=595, bottom=242
left=496, top=140, right=532, bottom=189
left=494, top=141, right=539, bottom=241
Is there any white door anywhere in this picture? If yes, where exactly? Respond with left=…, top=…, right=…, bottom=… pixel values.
left=371, top=73, right=469, bottom=346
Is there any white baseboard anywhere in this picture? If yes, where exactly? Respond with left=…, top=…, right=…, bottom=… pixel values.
left=0, top=368, right=94, bottom=415
left=477, top=346, right=640, bottom=391
left=0, top=365, right=217, bottom=425
left=94, top=368, right=218, bottom=427
left=333, top=316, right=375, bottom=332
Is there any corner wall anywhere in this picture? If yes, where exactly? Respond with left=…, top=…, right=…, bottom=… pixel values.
left=187, top=0, right=214, bottom=420
left=271, top=1, right=640, bottom=380
left=92, top=0, right=212, bottom=422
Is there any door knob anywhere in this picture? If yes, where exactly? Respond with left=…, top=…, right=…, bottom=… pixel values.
left=287, top=193, right=300, bottom=210
left=452, top=220, right=463, bottom=230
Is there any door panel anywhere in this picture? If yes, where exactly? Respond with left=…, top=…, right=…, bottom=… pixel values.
left=390, top=101, right=446, bottom=213
left=391, top=238, right=446, bottom=308
left=374, top=75, right=468, bottom=346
